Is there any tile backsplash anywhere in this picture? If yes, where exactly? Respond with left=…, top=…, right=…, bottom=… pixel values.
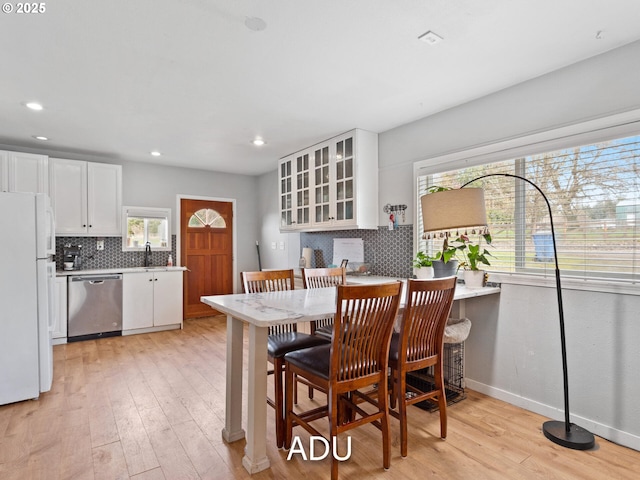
left=56, top=235, right=177, bottom=271
left=300, top=225, right=414, bottom=278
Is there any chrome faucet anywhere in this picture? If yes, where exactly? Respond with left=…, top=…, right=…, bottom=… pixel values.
left=144, top=242, right=152, bottom=266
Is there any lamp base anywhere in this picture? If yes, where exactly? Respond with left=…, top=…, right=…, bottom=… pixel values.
left=542, top=421, right=595, bottom=450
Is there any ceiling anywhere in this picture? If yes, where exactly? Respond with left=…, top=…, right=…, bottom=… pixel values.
left=2, top=0, right=640, bottom=176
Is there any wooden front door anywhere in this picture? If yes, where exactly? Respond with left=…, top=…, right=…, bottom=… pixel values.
left=181, top=199, right=233, bottom=318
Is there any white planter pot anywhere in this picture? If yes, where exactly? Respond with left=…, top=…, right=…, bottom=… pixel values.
left=415, top=266, right=434, bottom=279
left=463, top=270, right=485, bottom=289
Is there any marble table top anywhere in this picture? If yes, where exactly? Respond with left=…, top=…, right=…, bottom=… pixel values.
left=201, top=281, right=500, bottom=328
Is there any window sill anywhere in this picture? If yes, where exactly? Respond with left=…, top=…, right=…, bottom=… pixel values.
left=489, top=272, right=640, bottom=296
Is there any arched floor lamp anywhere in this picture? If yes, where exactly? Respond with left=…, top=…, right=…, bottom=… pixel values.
left=420, top=173, right=595, bottom=450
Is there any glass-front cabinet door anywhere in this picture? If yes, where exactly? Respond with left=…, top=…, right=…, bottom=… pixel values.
left=279, top=156, right=293, bottom=229
left=294, top=151, right=311, bottom=228
left=278, top=128, right=378, bottom=232
left=333, top=135, right=355, bottom=224
left=313, top=145, right=331, bottom=225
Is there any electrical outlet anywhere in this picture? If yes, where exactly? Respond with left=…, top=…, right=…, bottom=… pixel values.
left=96, top=239, right=105, bottom=250
left=279, top=241, right=285, bottom=250
left=271, top=242, right=277, bottom=249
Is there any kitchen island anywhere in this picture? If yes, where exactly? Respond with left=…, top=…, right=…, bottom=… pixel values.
left=201, top=280, right=499, bottom=474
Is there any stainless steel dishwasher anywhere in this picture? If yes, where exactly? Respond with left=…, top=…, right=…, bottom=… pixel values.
left=68, top=274, right=123, bottom=342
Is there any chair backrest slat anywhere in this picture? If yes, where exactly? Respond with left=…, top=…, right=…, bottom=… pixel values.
left=331, top=282, right=402, bottom=383
left=400, top=277, right=457, bottom=365
left=241, top=269, right=295, bottom=334
left=302, top=267, right=347, bottom=289
left=302, top=267, right=347, bottom=334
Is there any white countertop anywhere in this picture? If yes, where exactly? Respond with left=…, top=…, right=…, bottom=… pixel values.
left=202, top=281, right=500, bottom=327
left=56, top=266, right=187, bottom=276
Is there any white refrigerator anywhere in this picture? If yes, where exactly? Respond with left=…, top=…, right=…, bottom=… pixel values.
left=0, top=192, right=56, bottom=405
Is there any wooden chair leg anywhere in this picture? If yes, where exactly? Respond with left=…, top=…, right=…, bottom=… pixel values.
left=389, top=365, right=397, bottom=409
left=293, top=373, right=298, bottom=405
left=435, top=360, right=447, bottom=439
left=329, top=390, right=340, bottom=480
left=273, top=357, right=285, bottom=448
left=399, top=372, right=409, bottom=457
left=379, top=382, right=391, bottom=470
left=284, top=364, right=294, bottom=449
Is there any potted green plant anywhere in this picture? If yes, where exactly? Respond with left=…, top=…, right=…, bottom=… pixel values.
left=412, top=251, right=435, bottom=279
left=456, top=232, right=493, bottom=288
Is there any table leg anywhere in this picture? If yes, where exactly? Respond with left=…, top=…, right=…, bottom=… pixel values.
left=222, top=315, right=245, bottom=443
left=242, top=323, right=271, bottom=474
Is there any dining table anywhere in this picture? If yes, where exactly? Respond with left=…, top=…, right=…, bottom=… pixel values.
left=200, top=278, right=500, bottom=474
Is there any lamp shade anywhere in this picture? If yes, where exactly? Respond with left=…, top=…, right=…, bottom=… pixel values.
left=420, top=188, right=487, bottom=233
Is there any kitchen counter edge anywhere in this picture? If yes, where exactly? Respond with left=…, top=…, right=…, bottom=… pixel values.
left=56, top=266, right=187, bottom=276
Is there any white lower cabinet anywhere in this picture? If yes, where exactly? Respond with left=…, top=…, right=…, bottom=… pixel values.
left=53, top=276, right=67, bottom=343
left=123, top=271, right=183, bottom=331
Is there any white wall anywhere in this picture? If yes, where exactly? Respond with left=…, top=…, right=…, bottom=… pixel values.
left=119, top=159, right=261, bottom=279
left=378, top=40, right=640, bottom=226
left=376, top=40, right=640, bottom=449
left=257, top=170, right=300, bottom=270
left=463, top=286, right=640, bottom=449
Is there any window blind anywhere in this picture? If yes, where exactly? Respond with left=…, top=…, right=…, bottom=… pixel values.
left=417, top=135, right=640, bottom=281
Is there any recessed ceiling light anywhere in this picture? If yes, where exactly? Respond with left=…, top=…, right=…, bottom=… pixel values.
left=252, top=138, right=266, bottom=146
left=418, top=30, right=443, bottom=45
left=33, top=135, right=49, bottom=141
left=150, top=150, right=162, bottom=156
left=25, top=102, right=44, bottom=111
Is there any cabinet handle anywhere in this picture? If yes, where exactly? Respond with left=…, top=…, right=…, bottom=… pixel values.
left=155, top=278, right=158, bottom=281
left=149, top=279, right=153, bottom=282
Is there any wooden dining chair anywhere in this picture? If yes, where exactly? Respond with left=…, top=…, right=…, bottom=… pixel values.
left=388, top=277, right=457, bottom=457
left=240, top=269, right=330, bottom=448
left=284, top=282, right=402, bottom=480
left=296, top=267, right=348, bottom=401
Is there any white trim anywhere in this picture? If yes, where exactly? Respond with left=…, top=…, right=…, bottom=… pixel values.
left=466, top=379, right=640, bottom=451
left=490, top=273, right=640, bottom=296
left=122, top=206, right=172, bottom=252
left=176, top=194, right=238, bottom=294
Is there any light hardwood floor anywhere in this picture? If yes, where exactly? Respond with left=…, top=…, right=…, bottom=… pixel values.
left=1, top=316, right=638, bottom=479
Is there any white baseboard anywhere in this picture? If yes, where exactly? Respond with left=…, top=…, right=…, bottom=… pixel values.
left=465, top=378, right=640, bottom=452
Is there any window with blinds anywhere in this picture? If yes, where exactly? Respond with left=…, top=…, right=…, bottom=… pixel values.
left=416, top=134, right=640, bottom=281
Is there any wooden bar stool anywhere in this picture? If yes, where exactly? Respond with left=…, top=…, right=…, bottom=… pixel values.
left=240, top=269, right=330, bottom=448
left=284, top=282, right=402, bottom=480
left=388, top=277, right=457, bottom=457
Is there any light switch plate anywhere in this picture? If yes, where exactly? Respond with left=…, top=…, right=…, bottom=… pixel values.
left=96, top=239, right=105, bottom=250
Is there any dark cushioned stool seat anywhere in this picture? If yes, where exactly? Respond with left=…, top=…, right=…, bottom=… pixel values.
left=284, top=344, right=332, bottom=380
left=268, top=332, right=329, bottom=358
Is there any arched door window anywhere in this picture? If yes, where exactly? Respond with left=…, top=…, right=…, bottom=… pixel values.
left=188, top=208, right=226, bottom=228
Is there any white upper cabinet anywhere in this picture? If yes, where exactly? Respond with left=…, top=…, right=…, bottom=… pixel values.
left=279, top=128, right=378, bottom=232
left=50, top=158, right=122, bottom=236
left=0, top=150, right=49, bottom=194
